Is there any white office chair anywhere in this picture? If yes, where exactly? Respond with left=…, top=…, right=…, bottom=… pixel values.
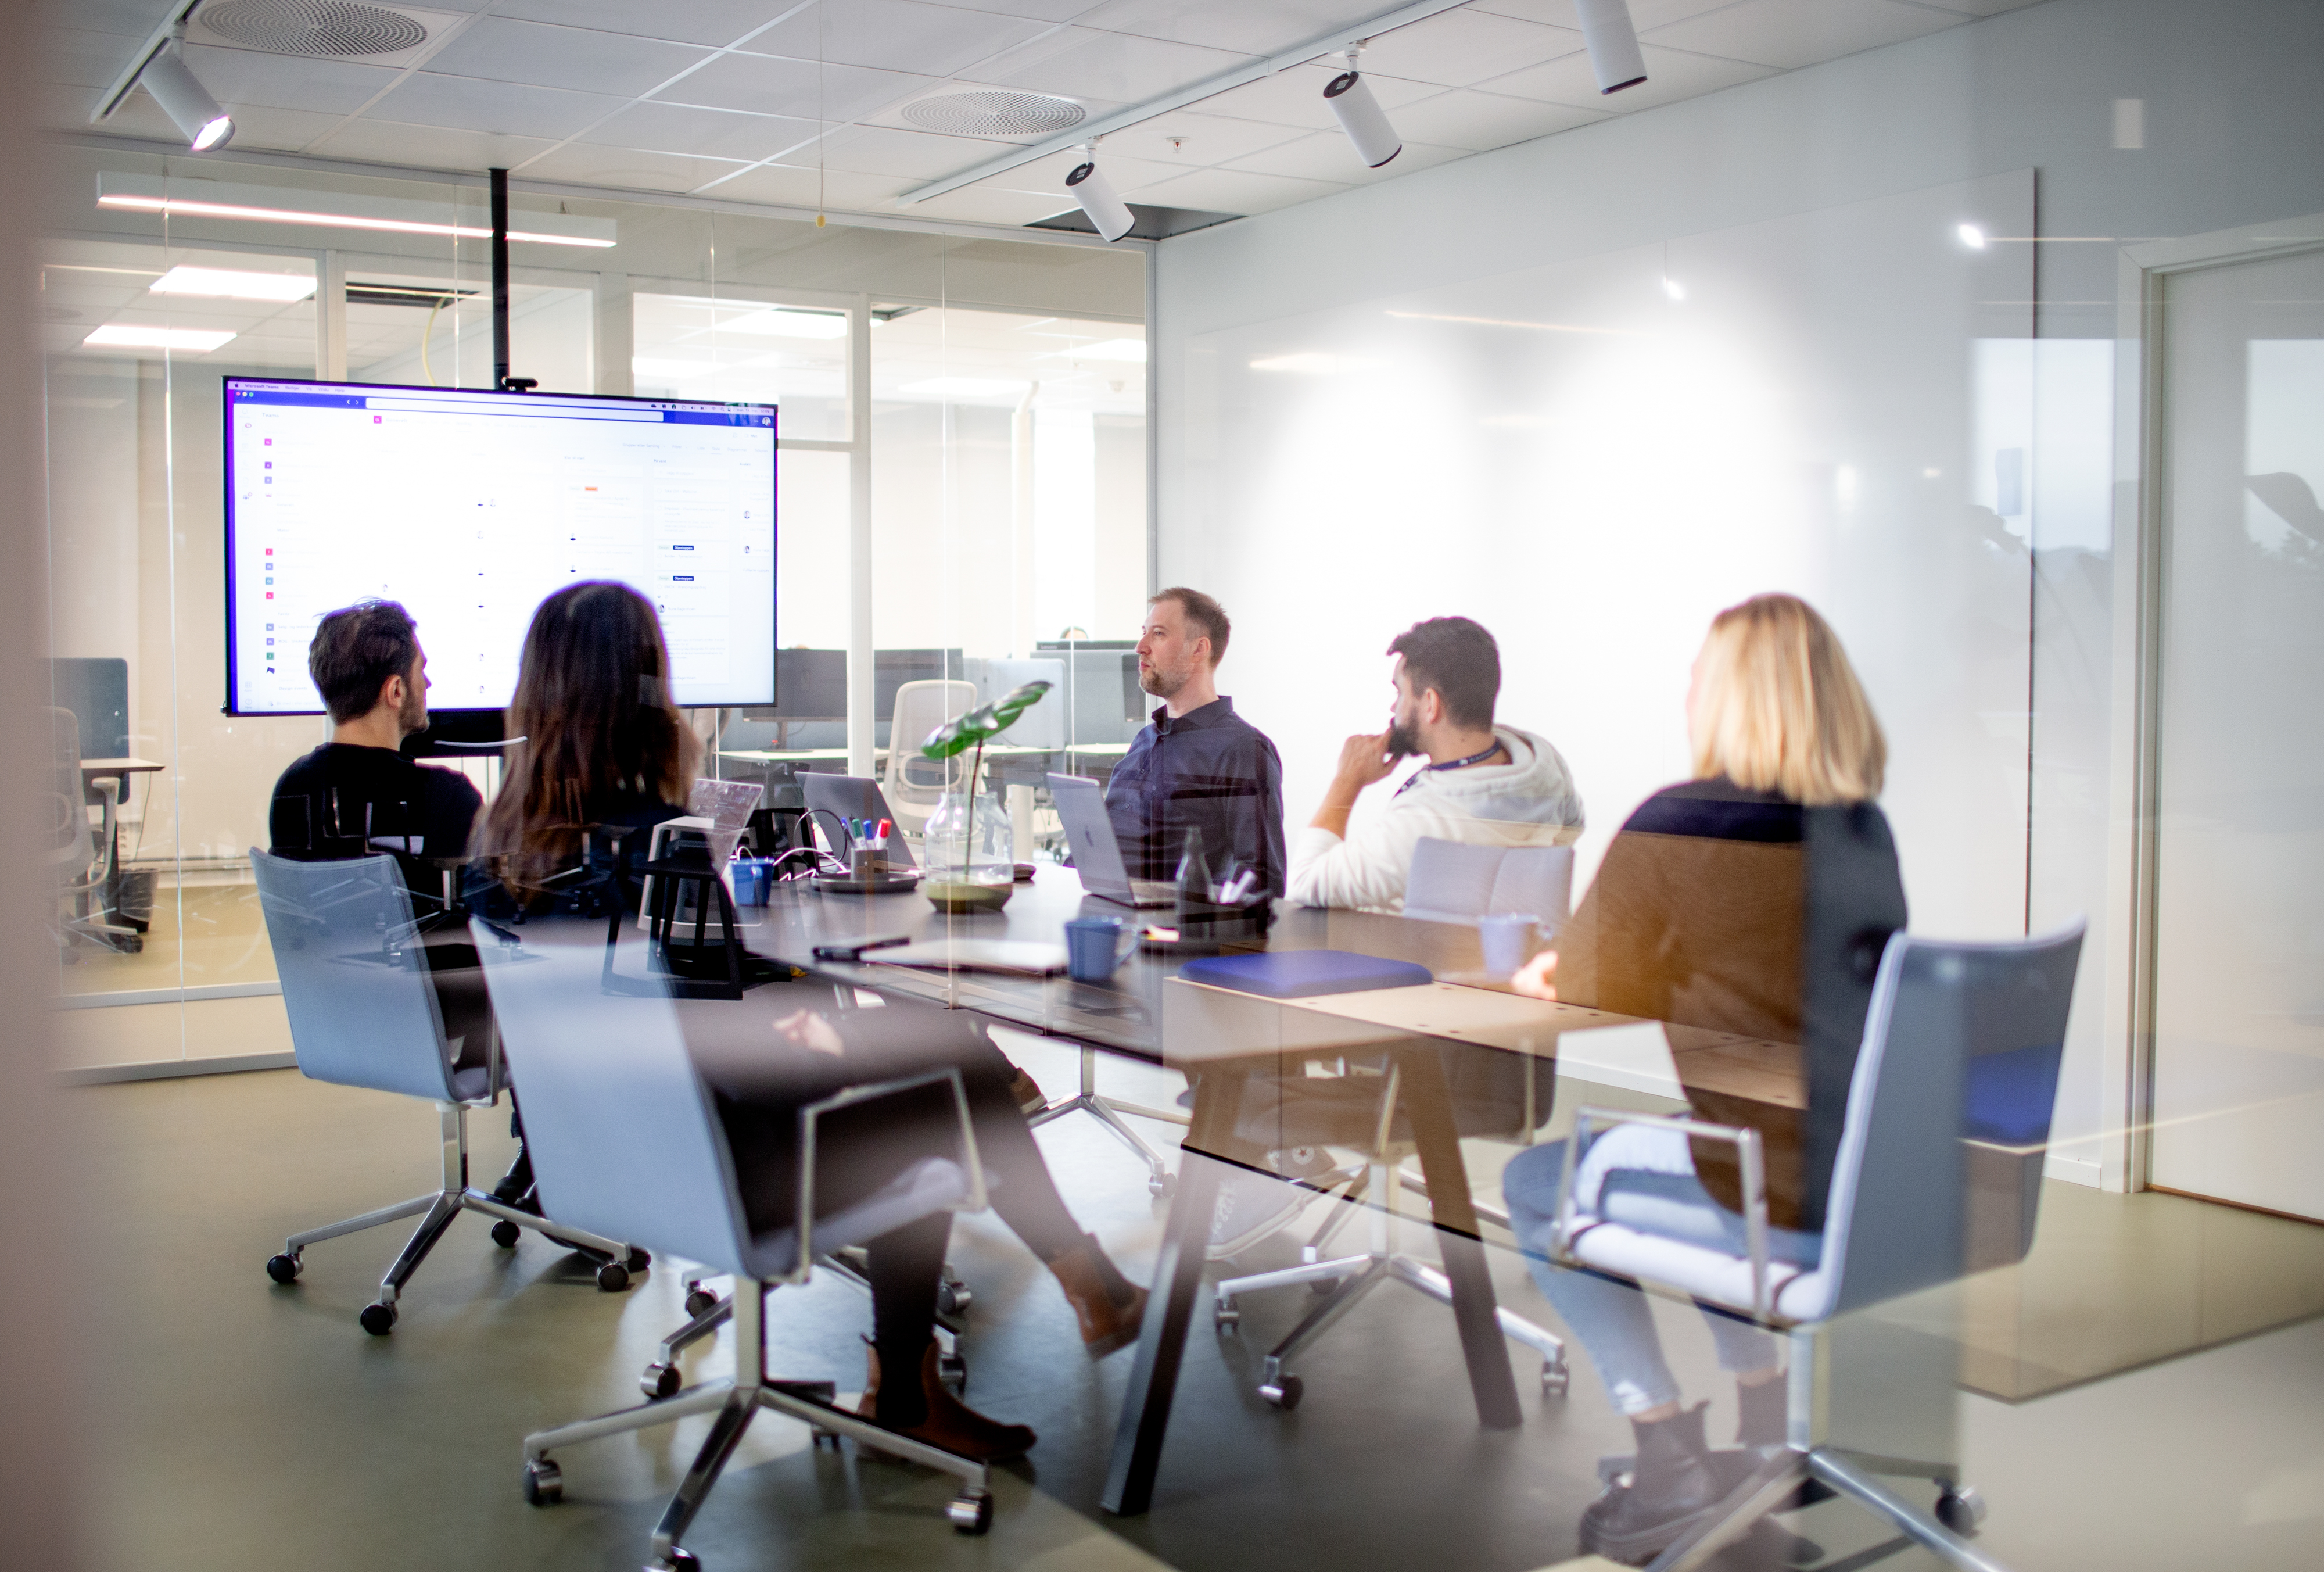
left=45, top=706, right=138, bottom=956
left=250, top=850, right=639, bottom=1334
left=882, top=678, right=977, bottom=837
left=1543, top=922, right=2085, bottom=1572
left=473, top=916, right=1000, bottom=1565
left=1402, top=837, right=1575, bottom=930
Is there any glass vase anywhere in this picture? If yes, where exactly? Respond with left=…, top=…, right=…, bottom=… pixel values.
left=919, top=789, right=1014, bottom=912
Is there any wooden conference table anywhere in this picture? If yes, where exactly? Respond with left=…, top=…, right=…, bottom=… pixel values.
left=731, top=865, right=1805, bottom=1517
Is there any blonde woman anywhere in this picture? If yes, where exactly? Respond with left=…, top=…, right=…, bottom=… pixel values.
left=1501, top=593, right=1906, bottom=1566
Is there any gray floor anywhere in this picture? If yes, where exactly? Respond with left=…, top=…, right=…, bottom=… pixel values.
left=71, top=1029, right=2324, bottom=1572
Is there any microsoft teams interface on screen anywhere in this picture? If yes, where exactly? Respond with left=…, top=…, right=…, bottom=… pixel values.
left=225, top=380, right=776, bottom=714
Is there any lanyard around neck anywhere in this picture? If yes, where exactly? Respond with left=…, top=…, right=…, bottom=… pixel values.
left=1396, top=737, right=1504, bottom=794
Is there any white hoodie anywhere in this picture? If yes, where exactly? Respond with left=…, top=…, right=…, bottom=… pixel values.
left=1287, top=725, right=1585, bottom=914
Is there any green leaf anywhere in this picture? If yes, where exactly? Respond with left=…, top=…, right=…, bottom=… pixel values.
left=921, top=681, right=1050, bottom=758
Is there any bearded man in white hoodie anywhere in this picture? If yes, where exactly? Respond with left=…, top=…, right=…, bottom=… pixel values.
left=1289, top=615, right=1584, bottom=912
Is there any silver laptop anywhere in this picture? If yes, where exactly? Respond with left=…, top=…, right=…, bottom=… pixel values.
left=1048, top=773, right=1177, bottom=908
left=800, top=774, right=917, bottom=870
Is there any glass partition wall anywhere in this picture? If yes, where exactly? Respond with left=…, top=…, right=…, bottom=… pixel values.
left=38, top=141, right=1146, bottom=1075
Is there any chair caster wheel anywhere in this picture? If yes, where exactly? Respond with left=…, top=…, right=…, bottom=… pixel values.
left=625, top=1248, right=652, bottom=1272
left=641, top=1362, right=680, bottom=1401
left=648, top=1550, right=701, bottom=1572
left=358, top=1302, right=397, bottom=1335
left=1541, top=1361, right=1570, bottom=1398
left=523, top=1458, right=562, bottom=1506
left=1936, top=1486, right=1986, bottom=1535
left=490, top=1219, right=522, bottom=1248
left=266, top=1252, right=302, bottom=1285
left=937, top=1278, right=971, bottom=1316
left=1149, top=1171, right=1177, bottom=1202
left=1214, top=1298, right=1239, bottom=1330
left=947, top=1488, right=994, bottom=1534
left=1258, top=1376, right=1303, bottom=1410
left=812, top=1426, right=841, bottom=1449
left=937, top=1351, right=967, bottom=1394
left=684, top=1287, right=719, bottom=1319
left=1310, top=1276, right=1339, bottom=1296
left=596, top=1261, right=631, bottom=1292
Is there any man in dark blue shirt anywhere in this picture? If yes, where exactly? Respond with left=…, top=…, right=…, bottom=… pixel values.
left=1104, top=588, right=1286, bottom=898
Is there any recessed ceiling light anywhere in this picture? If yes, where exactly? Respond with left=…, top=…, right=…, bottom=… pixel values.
left=724, top=309, right=847, bottom=341
left=96, top=194, right=615, bottom=248
left=83, top=324, right=238, bottom=353
left=151, top=266, right=316, bottom=302
left=1045, top=338, right=1146, bottom=363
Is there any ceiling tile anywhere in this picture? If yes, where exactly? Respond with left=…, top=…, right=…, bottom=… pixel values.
left=40, top=26, right=135, bottom=90
left=985, top=145, right=1188, bottom=198
left=494, top=0, right=815, bottom=48
left=687, top=163, right=916, bottom=210
left=779, top=124, right=1024, bottom=181
left=1386, top=87, right=1606, bottom=150
left=988, top=26, right=1256, bottom=103
left=181, top=45, right=401, bottom=116
left=421, top=16, right=716, bottom=96
left=1480, top=42, right=1774, bottom=110
left=1643, top=0, right=1961, bottom=70
left=309, top=119, right=563, bottom=172
left=367, top=74, right=632, bottom=139
left=68, top=81, right=174, bottom=139
left=908, top=185, right=1086, bottom=227
left=659, top=53, right=937, bottom=123
left=1224, top=130, right=1472, bottom=183
left=1124, top=165, right=1349, bottom=214
left=1468, top=0, right=1735, bottom=28
left=1196, top=60, right=1441, bottom=130
left=577, top=101, right=822, bottom=162
left=746, top=1, right=1057, bottom=78
left=207, top=106, right=352, bottom=153
left=919, top=0, right=1111, bottom=21
left=1096, top=110, right=1310, bottom=167
left=515, top=142, right=755, bottom=194
left=1074, top=0, right=1377, bottom=57
left=1357, top=9, right=1583, bottom=89
left=1899, top=0, right=2045, bottom=15
left=32, top=1, right=177, bottom=37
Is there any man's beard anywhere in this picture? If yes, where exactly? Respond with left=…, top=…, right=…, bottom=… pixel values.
left=1385, top=716, right=1422, bottom=760
left=400, top=685, right=429, bottom=735
left=1140, top=661, right=1186, bottom=700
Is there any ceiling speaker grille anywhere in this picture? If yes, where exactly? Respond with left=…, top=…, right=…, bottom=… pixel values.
left=198, top=0, right=431, bottom=58
left=902, top=91, right=1087, bottom=138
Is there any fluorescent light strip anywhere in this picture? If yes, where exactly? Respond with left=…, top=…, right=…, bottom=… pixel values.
left=96, top=194, right=616, bottom=249
left=84, top=324, right=238, bottom=352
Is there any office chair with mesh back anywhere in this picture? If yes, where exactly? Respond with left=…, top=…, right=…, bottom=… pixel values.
left=1401, top=837, right=1575, bottom=930
left=883, top=679, right=977, bottom=837
left=250, top=850, right=640, bottom=1334
left=474, top=916, right=1001, bottom=1564
left=1545, top=923, right=2084, bottom=1572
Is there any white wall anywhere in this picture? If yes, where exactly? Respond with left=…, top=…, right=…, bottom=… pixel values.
left=1153, top=0, right=2324, bottom=1187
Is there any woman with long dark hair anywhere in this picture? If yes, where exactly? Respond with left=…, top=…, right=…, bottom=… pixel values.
left=474, top=583, right=1147, bottom=1460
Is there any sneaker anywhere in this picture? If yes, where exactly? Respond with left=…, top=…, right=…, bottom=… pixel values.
left=1007, top=1065, right=1048, bottom=1116
left=1206, top=1168, right=1313, bottom=1260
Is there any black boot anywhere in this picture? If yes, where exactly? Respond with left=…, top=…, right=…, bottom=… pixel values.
left=1580, top=1404, right=1727, bottom=1566
left=1737, top=1374, right=1787, bottom=1448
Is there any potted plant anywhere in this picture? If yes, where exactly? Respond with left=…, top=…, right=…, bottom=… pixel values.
left=917, top=679, right=1052, bottom=913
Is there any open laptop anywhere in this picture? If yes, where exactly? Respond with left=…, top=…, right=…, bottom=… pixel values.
left=1048, top=773, right=1177, bottom=908
left=800, top=774, right=917, bottom=870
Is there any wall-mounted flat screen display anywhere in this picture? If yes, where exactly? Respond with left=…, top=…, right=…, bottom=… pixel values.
left=223, top=378, right=776, bottom=715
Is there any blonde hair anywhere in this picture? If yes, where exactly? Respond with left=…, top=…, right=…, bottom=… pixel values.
left=1690, top=593, right=1885, bottom=806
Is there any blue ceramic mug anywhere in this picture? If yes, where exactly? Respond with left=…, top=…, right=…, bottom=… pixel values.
left=1065, top=915, right=1138, bottom=983
left=730, top=858, right=773, bottom=906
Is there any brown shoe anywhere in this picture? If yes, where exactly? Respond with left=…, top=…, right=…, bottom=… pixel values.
left=1006, top=1065, right=1048, bottom=1116
left=1048, top=1239, right=1148, bottom=1356
left=856, top=1342, right=1036, bottom=1462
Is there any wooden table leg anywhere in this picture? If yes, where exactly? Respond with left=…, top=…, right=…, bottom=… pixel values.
left=1102, top=1061, right=1247, bottom=1516
left=1393, top=1041, right=1523, bottom=1431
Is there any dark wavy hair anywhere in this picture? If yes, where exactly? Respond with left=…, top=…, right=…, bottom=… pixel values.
left=308, top=599, right=419, bottom=722
left=475, top=582, right=699, bottom=893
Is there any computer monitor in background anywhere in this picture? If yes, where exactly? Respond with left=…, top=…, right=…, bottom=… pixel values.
left=874, top=649, right=966, bottom=718
left=761, top=649, right=847, bottom=721
left=1035, top=640, right=1144, bottom=745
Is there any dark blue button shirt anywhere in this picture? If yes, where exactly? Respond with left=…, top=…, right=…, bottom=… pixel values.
left=1103, top=696, right=1286, bottom=896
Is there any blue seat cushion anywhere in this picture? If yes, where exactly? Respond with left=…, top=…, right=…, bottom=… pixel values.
left=1178, top=949, right=1433, bottom=999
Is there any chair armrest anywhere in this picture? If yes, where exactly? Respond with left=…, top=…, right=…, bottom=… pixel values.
left=1553, top=1105, right=1771, bottom=1320
left=791, top=1067, right=987, bottom=1285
